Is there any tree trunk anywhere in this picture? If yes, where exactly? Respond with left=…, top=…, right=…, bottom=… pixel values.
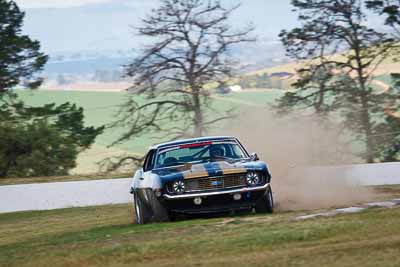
left=360, top=92, right=374, bottom=163
left=192, top=89, right=203, bottom=137
left=315, top=83, right=325, bottom=113
left=354, top=43, right=374, bottom=163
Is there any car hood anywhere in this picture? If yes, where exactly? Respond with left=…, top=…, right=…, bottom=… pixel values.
left=152, top=160, right=268, bottom=183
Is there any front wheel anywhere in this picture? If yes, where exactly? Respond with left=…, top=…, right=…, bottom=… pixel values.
left=133, top=192, right=152, bottom=224
left=133, top=190, right=171, bottom=224
left=255, top=185, right=274, bottom=214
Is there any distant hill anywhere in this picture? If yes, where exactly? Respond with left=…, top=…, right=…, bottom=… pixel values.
left=251, top=52, right=400, bottom=77
left=236, top=51, right=400, bottom=91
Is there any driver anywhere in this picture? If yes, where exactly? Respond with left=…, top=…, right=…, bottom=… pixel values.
left=209, top=145, right=225, bottom=160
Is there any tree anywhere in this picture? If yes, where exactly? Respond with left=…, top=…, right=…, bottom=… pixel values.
left=113, top=0, right=254, bottom=145
left=373, top=73, right=400, bottom=161
left=0, top=102, right=104, bottom=178
left=0, top=0, right=47, bottom=92
left=277, top=0, right=399, bottom=163
left=0, top=0, right=104, bottom=177
left=277, top=63, right=337, bottom=115
left=366, top=0, right=400, bottom=38
left=366, top=1, right=400, bottom=160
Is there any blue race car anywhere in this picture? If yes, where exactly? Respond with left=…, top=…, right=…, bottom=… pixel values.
left=130, top=136, right=273, bottom=224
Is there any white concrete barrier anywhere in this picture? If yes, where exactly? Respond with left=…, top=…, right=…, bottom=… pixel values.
left=345, top=162, right=400, bottom=186
left=0, top=162, right=399, bottom=213
left=309, top=162, right=400, bottom=186
left=0, top=178, right=132, bottom=213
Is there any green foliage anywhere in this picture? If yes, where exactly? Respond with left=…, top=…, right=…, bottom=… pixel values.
left=0, top=99, right=104, bottom=178
left=373, top=73, right=400, bottom=161
left=366, top=1, right=400, bottom=27
left=0, top=121, right=76, bottom=177
left=0, top=1, right=104, bottom=178
left=375, top=115, right=400, bottom=161
left=0, top=0, right=48, bottom=91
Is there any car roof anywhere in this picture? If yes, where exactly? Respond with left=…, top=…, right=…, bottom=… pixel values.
left=149, top=136, right=238, bottom=150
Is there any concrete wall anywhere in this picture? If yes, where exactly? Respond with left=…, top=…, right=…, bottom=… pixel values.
left=1, top=162, right=399, bottom=214
left=309, top=162, right=400, bottom=186
left=0, top=178, right=132, bottom=213
left=344, top=162, right=400, bottom=186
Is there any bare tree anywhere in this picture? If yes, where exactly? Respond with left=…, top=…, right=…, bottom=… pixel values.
left=112, top=0, right=254, bottom=146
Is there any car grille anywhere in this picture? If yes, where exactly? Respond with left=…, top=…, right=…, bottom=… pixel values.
left=184, top=174, right=247, bottom=192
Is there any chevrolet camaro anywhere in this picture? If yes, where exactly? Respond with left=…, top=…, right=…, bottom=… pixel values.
left=130, top=136, right=273, bottom=224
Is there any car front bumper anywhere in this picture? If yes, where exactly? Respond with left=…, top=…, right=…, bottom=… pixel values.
left=162, top=183, right=270, bottom=214
left=163, top=183, right=270, bottom=199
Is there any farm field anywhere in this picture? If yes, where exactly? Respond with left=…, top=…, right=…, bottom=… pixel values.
left=253, top=52, right=400, bottom=77
left=17, top=90, right=284, bottom=174
left=1, top=184, right=400, bottom=267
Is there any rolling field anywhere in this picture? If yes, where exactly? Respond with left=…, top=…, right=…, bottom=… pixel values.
left=17, top=90, right=284, bottom=174
left=1, top=195, right=400, bottom=267
left=253, top=52, right=400, bottom=77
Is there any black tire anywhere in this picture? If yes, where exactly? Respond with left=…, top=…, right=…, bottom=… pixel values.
left=168, top=211, right=177, bottom=222
left=255, top=185, right=274, bottom=214
left=150, top=193, right=170, bottom=223
left=134, top=190, right=171, bottom=224
left=133, top=191, right=152, bottom=224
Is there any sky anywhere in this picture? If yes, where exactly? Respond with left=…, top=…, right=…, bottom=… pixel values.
left=15, top=0, right=114, bottom=8
left=13, top=0, right=296, bottom=53
left=13, top=0, right=387, bottom=54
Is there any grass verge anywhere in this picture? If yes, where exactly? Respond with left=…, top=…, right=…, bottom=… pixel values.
left=0, top=202, right=400, bottom=267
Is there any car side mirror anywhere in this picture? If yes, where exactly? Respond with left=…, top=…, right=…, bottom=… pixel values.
left=250, top=152, right=259, bottom=161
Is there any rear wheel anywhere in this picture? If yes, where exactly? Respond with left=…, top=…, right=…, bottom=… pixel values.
left=255, top=185, right=274, bottom=214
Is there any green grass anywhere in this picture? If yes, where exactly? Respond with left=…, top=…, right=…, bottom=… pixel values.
left=1, top=203, right=400, bottom=267
left=17, top=90, right=282, bottom=151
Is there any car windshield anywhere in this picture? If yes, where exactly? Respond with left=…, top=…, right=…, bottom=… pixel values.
left=155, top=141, right=248, bottom=168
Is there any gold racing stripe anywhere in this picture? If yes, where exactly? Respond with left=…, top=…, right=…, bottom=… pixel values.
left=183, top=164, right=209, bottom=180
left=222, top=168, right=247, bottom=175
left=218, top=161, right=247, bottom=175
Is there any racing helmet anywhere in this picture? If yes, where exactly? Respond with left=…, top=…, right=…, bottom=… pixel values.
left=209, top=145, right=225, bottom=158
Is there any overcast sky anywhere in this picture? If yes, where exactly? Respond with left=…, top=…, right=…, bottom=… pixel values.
left=13, top=0, right=298, bottom=53
left=15, top=0, right=113, bottom=9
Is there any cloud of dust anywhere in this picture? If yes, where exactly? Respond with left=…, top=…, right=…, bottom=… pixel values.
left=212, top=107, right=375, bottom=211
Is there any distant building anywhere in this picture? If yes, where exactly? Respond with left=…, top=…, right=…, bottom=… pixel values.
left=229, top=85, right=242, bottom=92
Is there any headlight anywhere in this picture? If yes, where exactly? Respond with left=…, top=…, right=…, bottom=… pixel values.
left=246, top=172, right=260, bottom=186
left=172, top=180, right=185, bottom=194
